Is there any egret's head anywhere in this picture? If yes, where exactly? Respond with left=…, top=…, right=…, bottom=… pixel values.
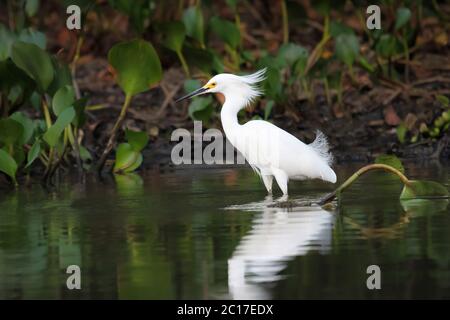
left=176, top=68, right=266, bottom=105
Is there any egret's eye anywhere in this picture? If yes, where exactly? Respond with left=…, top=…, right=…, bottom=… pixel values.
left=205, top=82, right=216, bottom=89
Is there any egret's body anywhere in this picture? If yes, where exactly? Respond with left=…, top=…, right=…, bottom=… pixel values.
left=177, top=69, right=337, bottom=195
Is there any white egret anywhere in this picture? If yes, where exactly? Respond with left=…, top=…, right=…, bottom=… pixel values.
left=176, top=69, right=337, bottom=195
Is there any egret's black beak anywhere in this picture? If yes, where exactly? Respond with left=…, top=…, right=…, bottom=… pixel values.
left=175, top=86, right=208, bottom=103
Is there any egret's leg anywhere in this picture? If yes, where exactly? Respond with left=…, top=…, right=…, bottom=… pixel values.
left=272, top=169, right=288, bottom=195
left=261, top=175, right=273, bottom=194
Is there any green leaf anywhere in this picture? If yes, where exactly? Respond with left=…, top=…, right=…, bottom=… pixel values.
left=436, top=95, right=449, bottom=108
left=395, top=7, right=411, bottom=31
left=125, top=129, right=148, bottom=152
left=11, top=41, right=54, bottom=92
left=79, top=145, right=92, bottom=161
left=277, top=43, right=308, bottom=70
left=184, top=79, right=201, bottom=93
left=330, top=21, right=354, bottom=38
left=183, top=6, right=205, bottom=46
left=52, top=85, right=75, bottom=116
left=374, top=154, right=405, bottom=174
left=0, top=118, right=24, bottom=146
left=376, top=34, right=400, bottom=58
left=18, top=28, right=46, bottom=49
left=400, top=180, right=448, bottom=200
left=47, top=59, right=72, bottom=96
left=113, top=143, right=142, bottom=173
left=25, top=0, right=40, bottom=17
left=335, top=33, right=359, bottom=67
left=108, top=39, right=162, bottom=97
left=0, top=149, right=18, bottom=184
left=188, top=96, right=214, bottom=121
left=43, top=107, right=76, bottom=147
left=396, top=123, right=407, bottom=143
left=264, top=100, right=274, bottom=120
left=72, top=97, right=88, bottom=127
left=0, top=24, right=17, bottom=61
left=10, top=112, right=35, bottom=145
left=159, top=21, right=186, bottom=53
left=210, top=16, right=240, bottom=49
left=26, top=139, right=41, bottom=168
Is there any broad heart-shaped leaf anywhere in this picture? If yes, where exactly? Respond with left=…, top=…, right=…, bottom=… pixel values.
left=209, top=16, right=240, bottom=49
left=183, top=6, right=205, bottom=46
left=52, top=85, right=75, bottom=116
left=374, top=154, right=405, bottom=174
left=11, top=41, right=54, bottom=92
left=125, top=129, right=148, bottom=152
left=43, top=107, right=75, bottom=147
left=113, top=143, right=142, bottom=173
left=395, top=7, right=411, bottom=31
left=108, top=39, right=162, bottom=97
left=10, top=112, right=35, bottom=145
left=0, top=118, right=24, bottom=146
left=0, top=149, right=17, bottom=184
left=26, top=139, right=41, bottom=168
left=188, top=96, right=214, bottom=121
left=335, top=33, right=359, bottom=67
left=400, top=180, right=449, bottom=200
left=159, top=21, right=186, bottom=53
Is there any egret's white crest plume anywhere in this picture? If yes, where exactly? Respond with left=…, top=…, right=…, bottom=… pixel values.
left=177, top=69, right=337, bottom=195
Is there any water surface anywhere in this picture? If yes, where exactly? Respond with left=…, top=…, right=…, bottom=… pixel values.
left=0, top=163, right=449, bottom=299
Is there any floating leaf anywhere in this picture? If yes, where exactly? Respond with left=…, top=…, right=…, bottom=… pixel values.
left=0, top=118, right=23, bottom=146
left=374, top=154, right=405, bottom=174
left=52, top=85, right=75, bottom=116
left=43, top=107, right=75, bottom=147
left=11, top=41, right=54, bottom=92
left=108, top=39, right=162, bottom=97
left=125, top=129, right=148, bottom=152
left=395, top=7, right=411, bottom=31
left=25, top=139, right=41, bottom=168
left=0, top=149, right=17, bottom=184
left=400, top=180, right=449, bottom=200
left=335, top=33, right=359, bottom=67
left=10, top=112, right=34, bottom=145
left=183, top=6, right=205, bottom=46
left=210, top=16, right=240, bottom=49
left=113, top=143, right=142, bottom=173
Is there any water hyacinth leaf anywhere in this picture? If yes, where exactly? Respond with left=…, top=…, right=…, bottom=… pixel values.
left=160, top=21, right=186, bottom=53
left=210, top=17, right=240, bottom=49
left=113, top=143, right=141, bottom=173
left=395, top=7, right=411, bottom=31
left=11, top=41, right=54, bottom=92
left=0, top=149, right=18, bottom=184
left=10, top=112, right=34, bottom=145
left=52, top=85, right=75, bottom=116
left=184, top=79, right=201, bottom=93
left=184, top=45, right=214, bottom=73
left=0, top=24, right=16, bottom=61
left=25, top=139, right=41, bottom=168
left=374, top=154, right=405, bottom=174
left=277, top=43, right=308, bottom=69
left=330, top=21, right=354, bottom=38
left=18, top=28, right=46, bottom=49
left=400, top=180, right=449, bottom=200
left=335, top=33, right=359, bottom=67
left=400, top=198, right=449, bottom=218
left=79, top=145, right=92, bottom=161
left=376, top=34, right=400, bottom=58
left=108, top=39, right=162, bottom=97
left=0, top=118, right=24, bottom=146
left=43, top=107, right=75, bottom=147
left=188, top=96, right=213, bottom=121
left=124, top=153, right=143, bottom=173
left=125, top=129, right=148, bottom=152
left=183, top=6, right=205, bottom=47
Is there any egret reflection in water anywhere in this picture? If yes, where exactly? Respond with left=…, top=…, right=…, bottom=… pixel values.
left=225, top=196, right=335, bottom=300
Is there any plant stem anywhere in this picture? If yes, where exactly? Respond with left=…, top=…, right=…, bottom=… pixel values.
left=318, top=164, right=410, bottom=205
left=177, top=50, right=190, bottom=77
left=96, top=94, right=132, bottom=173
left=280, top=0, right=289, bottom=44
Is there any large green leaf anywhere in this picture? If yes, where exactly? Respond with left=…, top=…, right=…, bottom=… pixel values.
left=374, top=154, right=405, bottom=174
left=0, top=149, right=18, bottom=184
left=108, top=39, right=162, bottom=97
left=43, top=107, right=76, bottom=147
left=125, top=129, right=148, bottom=152
left=113, top=143, right=142, bottom=173
left=18, top=28, right=46, bottom=49
left=183, top=6, right=205, bottom=46
left=188, top=96, right=214, bottom=121
left=10, top=112, right=35, bottom=145
left=335, top=33, right=359, bottom=67
left=160, top=21, right=186, bottom=53
left=52, top=85, right=75, bottom=116
left=11, top=41, right=54, bottom=92
left=400, top=180, right=449, bottom=200
left=277, top=43, right=308, bottom=70
left=376, top=34, right=401, bottom=58
left=25, top=139, right=41, bottom=168
left=0, top=118, right=24, bottom=146
left=395, top=7, right=411, bottom=31
left=210, top=16, right=240, bottom=49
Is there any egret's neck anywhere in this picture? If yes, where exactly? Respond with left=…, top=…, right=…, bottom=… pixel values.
left=220, top=90, right=248, bottom=142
